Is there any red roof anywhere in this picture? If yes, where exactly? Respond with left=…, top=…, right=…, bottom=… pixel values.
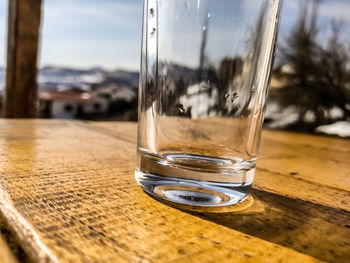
left=39, top=91, right=93, bottom=103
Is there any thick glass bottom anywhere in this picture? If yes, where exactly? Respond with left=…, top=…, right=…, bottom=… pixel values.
left=135, top=171, right=252, bottom=207
left=135, top=151, right=255, bottom=207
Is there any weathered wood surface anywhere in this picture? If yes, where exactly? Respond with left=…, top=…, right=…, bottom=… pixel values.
left=5, top=0, right=42, bottom=118
left=0, top=120, right=349, bottom=263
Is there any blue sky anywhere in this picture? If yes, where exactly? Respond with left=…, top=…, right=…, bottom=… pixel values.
left=0, top=0, right=349, bottom=71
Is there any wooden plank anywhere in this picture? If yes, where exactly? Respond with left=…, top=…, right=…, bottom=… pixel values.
left=256, top=129, right=350, bottom=211
left=4, top=0, right=42, bottom=118
left=258, top=130, right=350, bottom=191
left=84, top=121, right=137, bottom=144
left=0, top=120, right=321, bottom=263
left=0, top=120, right=348, bottom=262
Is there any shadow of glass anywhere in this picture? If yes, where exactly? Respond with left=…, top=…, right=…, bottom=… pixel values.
left=146, top=188, right=350, bottom=263
left=190, top=189, right=350, bottom=263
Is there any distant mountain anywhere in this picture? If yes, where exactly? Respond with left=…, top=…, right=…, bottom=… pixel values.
left=38, top=66, right=139, bottom=91
left=0, top=63, right=197, bottom=93
left=167, top=63, right=198, bottom=83
left=37, top=64, right=196, bottom=91
left=104, top=70, right=139, bottom=87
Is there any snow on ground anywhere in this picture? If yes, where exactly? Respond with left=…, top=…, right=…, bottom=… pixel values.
left=315, top=121, right=350, bottom=138
left=264, top=102, right=299, bottom=129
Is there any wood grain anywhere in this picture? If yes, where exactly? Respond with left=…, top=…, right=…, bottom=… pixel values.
left=0, top=120, right=348, bottom=262
left=5, top=0, right=42, bottom=118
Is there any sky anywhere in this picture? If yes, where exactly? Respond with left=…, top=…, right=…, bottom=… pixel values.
left=0, top=0, right=143, bottom=71
left=0, top=0, right=349, bottom=71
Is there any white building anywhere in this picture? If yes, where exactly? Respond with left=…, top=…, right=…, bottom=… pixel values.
left=39, top=90, right=109, bottom=119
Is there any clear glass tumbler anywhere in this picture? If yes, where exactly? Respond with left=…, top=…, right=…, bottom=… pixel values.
left=135, top=0, right=281, bottom=207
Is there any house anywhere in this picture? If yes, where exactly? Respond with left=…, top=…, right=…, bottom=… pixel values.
left=39, top=90, right=109, bottom=119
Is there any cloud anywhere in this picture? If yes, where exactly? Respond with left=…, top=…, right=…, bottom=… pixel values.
left=40, top=0, right=143, bottom=70
left=40, top=35, right=140, bottom=70
left=319, top=1, right=350, bottom=22
left=43, top=1, right=142, bottom=31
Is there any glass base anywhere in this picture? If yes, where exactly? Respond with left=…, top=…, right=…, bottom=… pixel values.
left=135, top=170, right=252, bottom=207
left=135, top=150, right=255, bottom=207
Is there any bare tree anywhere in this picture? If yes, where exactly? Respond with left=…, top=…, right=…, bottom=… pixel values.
left=276, top=0, right=350, bottom=128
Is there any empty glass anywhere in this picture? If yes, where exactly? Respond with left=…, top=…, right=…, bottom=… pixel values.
left=135, top=0, right=281, bottom=207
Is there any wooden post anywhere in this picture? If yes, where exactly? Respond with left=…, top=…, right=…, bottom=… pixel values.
left=4, top=0, right=42, bottom=118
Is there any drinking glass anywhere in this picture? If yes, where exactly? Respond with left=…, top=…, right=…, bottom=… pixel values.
left=135, top=0, right=281, bottom=207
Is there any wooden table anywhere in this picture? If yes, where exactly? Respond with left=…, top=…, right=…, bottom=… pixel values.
left=0, top=119, right=349, bottom=263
